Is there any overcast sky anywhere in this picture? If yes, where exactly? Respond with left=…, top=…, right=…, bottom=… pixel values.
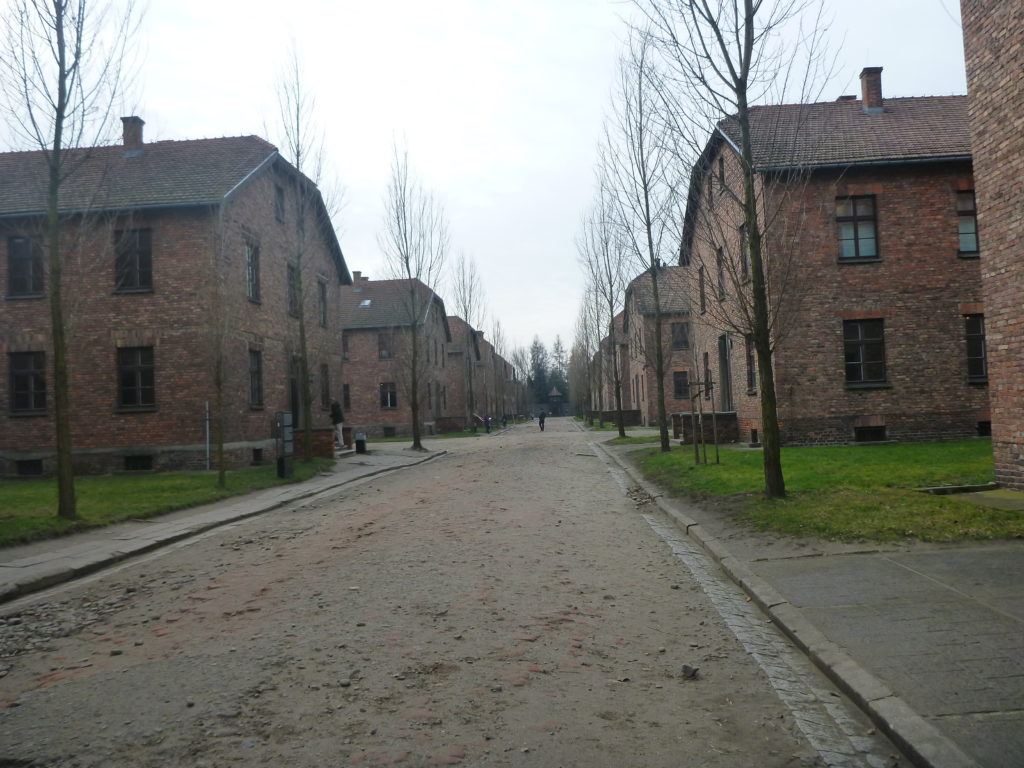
left=6, top=0, right=968, bottom=355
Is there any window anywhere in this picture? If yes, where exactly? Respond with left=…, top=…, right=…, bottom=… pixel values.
left=245, top=242, right=261, bottom=302
left=341, top=332, right=350, bottom=360
left=117, top=346, right=155, bottom=408
left=16, top=459, right=43, bottom=476
left=380, top=382, right=398, bottom=409
left=745, top=335, right=757, bottom=393
left=671, top=322, right=689, bottom=351
left=442, top=385, right=447, bottom=410
left=699, top=267, right=707, bottom=313
left=836, top=196, right=878, bottom=259
left=717, top=156, right=725, bottom=185
left=115, top=229, right=153, bottom=291
left=359, top=299, right=371, bottom=308
left=287, top=263, right=300, bottom=317
left=124, top=455, right=153, bottom=471
left=249, top=349, right=263, bottom=408
left=318, top=279, right=328, bottom=328
left=320, top=363, right=331, bottom=409
left=843, top=319, right=886, bottom=384
left=673, top=370, right=689, bottom=399
left=703, top=351, right=711, bottom=400
left=342, top=383, right=351, bottom=410
left=9, top=351, right=46, bottom=413
left=7, top=236, right=43, bottom=296
left=854, top=425, right=887, bottom=443
left=716, top=248, right=726, bottom=299
left=274, top=184, right=285, bottom=222
left=965, top=314, right=987, bottom=382
left=378, top=333, right=392, bottom=359
left=957, top=191, right=979, bottom=255
left=739, top=224, right=749, bottom=280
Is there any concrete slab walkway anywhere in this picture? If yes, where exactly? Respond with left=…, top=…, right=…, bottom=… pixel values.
left=0, top=446, right=445, bottom=605
left=598, top=439, right=1024, bottom=768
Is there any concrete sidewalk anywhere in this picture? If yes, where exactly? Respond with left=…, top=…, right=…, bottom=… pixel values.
left=0, top=447, right=446, bottom=605
left=598, top=441, right=1024, bottom=768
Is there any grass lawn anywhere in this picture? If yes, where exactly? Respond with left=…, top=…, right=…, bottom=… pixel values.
left=635, top=439, right=1021, bottom=542
left=0, top=458, right=334, bottom=548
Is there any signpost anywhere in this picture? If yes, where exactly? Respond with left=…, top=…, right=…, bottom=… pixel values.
left=274, top=411, right=294, bottom=478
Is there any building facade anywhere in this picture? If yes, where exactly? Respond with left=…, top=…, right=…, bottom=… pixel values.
left=682, top=69, right=989, bottom=446
left=339, top=273, right=451, bottom=438
left=962, top=1, right=1024, bottom=489
left=1, top=118, right=349, bottom=475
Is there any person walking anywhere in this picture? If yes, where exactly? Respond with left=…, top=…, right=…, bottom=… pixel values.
left=330, top=400, right=345, bottom=448
left=538, top=411, right=546, bottom=432
left=484, top=415, right=491, bottom=434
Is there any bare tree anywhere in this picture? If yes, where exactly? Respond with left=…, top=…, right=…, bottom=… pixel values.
left=577, top=171, right=629, bottom=436
left=379, top=146, right=449, bottom=450
left=509, top=345, right=530, bottom=418
left=450, top=252, right=486, bottom=431
left=0, top=0, right=137, bottom=518
left=634, top=0, right=835, bottom=497
left=490, top=318, right=508, bottom=420
left=602, top=30, right=682, bottom=452
left=275, top=46, right=336, bottom=461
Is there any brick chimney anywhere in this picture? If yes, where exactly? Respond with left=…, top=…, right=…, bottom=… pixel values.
left=860, top=67, right=884, bottom=113
left=352, top=270, right=361, bottom=282
left=121, top=116, right=145, bottom=149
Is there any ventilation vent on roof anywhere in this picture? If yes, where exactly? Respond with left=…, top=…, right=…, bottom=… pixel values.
left=836, top=95, right=857, bottom=101
left=359, top=299, right=371, bottom=308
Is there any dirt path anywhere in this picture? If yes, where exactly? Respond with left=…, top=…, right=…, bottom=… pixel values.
left=0, top=419, right=899, bottom=767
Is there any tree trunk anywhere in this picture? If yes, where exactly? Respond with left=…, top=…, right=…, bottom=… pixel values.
left=49, top=5, right=76, bottom=519
left=649, top=270, right=670, bottom=452
left=410, top=323, right=423, bottom=450
left=736, top=16, right=786, bottom=498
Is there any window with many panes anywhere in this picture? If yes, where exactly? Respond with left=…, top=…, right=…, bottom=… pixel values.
left=380, top=382, right=398, bottom=409
left=957, top=191, right=979, bottom=255
left=745, top=335, right=757, bottom=393
left=836, top=196, right=878, bottom=259
left=287, top=264, right=299, bottom=317
left=378, top=333, right=392, bottom=359
left=738, top=223, right=749, bottom=280
left=274, top=184, right=285, bottom=222
left=115, top=229, right=153, bottom=291
left=320, top=363, right=331, bottom=409
left=670, top=322, right=689, bottom=350
left=673, top=370, right=689, bottom=400
left=699, top=267, right=707, bottom=313
left=249, top=349, right=263, bottom=408
left=318, top=279, right=328, bottom=327
left=965, top=314, right=987, bottom=382
left=843, top=319, right=886, bottom=384
left=9, top=351, right=46, bottom=413
left=245, top=242, right=261, bottom=302
left=716, top=248, right=726, bottom=299
left=341, top=332, right=350, bottom=359
left=7, top=236, right=43, bottom=296
left=117, top=346, right=155, bottom=408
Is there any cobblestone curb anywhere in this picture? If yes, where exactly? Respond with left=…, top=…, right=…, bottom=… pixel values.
left=593, top=441, right=978, bottom=768
left=0, top=451, right=448, bottom=606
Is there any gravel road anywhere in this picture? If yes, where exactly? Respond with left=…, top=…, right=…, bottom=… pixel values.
left=0, top=418, right=900, bottom=767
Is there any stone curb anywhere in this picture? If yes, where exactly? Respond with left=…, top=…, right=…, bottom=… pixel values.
left=592, top=441, right=978, bottom=768
left=0, top=450, right=448, bottom=607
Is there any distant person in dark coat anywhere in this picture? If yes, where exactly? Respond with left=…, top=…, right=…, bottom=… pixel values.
left=538, top=411, right=546, bottom=431
left=330, top=400, right=344, bottom=447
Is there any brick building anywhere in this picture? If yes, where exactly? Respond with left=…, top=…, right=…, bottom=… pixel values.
left=681, top=68, right=988, bottom=446
left=441, top=315, right=519, bottom=431
left=962, top=2, right=1024, bottom=489
left=619, top=266, right=693, bottom=428
left=338, top=273, right=451, bottom=437
left=1, top=117, right=350, bottom=475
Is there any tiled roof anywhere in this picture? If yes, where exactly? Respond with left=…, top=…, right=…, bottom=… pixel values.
left=0, top=136, right=278, bottom=216
left=718, top=95, right=971, bottom=169
left=340, top=278, right=451, bottom=340
left=628, top=266, right=690, bottom=316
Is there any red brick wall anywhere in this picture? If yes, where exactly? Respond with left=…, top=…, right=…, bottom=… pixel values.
left=0, top=163, right=344, bottom=474
left=685, top=142, right=988, bottom=446
left=962, top=0, right=1024, bottom=488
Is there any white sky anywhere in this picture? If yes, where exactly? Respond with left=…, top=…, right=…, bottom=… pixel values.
left=4, top=0, right=968, bottom=354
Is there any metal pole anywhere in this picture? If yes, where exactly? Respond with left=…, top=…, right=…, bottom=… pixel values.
left=204, top=400, right=210, bottom=471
